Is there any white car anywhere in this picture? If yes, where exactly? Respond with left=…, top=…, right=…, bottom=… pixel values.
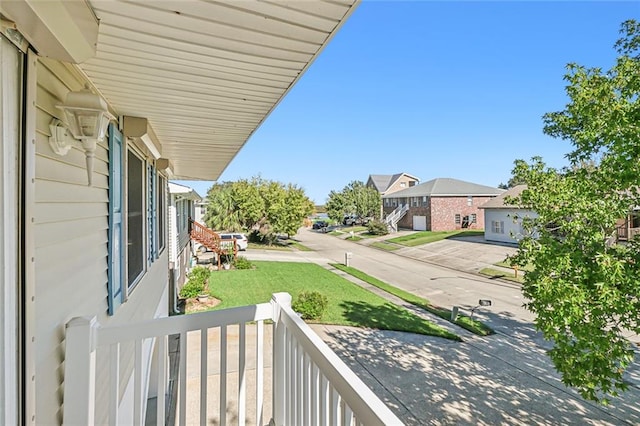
left=220, top=233, right=248, bottom=251
left=195, top=232, right=248, bottom=254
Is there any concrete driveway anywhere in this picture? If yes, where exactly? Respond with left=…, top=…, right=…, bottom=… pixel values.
left=241, top=228, right=640, bottom=425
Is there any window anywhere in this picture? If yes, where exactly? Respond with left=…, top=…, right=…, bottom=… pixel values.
left=412, top=197, right=419, bottom=207
left=455, top=214, right=461, bottom=225
left=158, top=175, right=166, bottom=252
left=492, top=220, right=505, bottom=234
left=400, top=182, right=406, bottom=188
left=467, top=196, right=473, bottom=206
left=471, top=213, right=477, bottom=223
left=127, top=150, right=145, bottom=288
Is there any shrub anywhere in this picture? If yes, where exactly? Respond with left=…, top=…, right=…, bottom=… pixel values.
left=179, top=266, right=210, bottom=298
left=234, top=256, right=254, bottom=270
left=367, top=219, right=389, bottom=236
left=188, top=266, right=210, bottom=283
left=292, top=291, right=328, bottom=320
left=179, top=280, right=204, bottom=299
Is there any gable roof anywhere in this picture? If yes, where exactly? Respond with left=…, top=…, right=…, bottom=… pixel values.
left=368, top=173, right=420, bottom=193
left=382, top=178, right=503, bottom=198
left=479, top=185, right=528, bottom=209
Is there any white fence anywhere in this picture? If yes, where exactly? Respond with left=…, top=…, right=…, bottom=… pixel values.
left=63, top=293, right=403, bottom=425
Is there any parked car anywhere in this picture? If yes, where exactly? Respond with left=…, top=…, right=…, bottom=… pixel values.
left=220, top=233, right=248, bottom=251
left=343, top=215, right=367, bottom=226
left=312, top=220, right=328, bottom=230
left=194, top=232, right=248, bottom=254
left=343, top=215, right=357, bottom=226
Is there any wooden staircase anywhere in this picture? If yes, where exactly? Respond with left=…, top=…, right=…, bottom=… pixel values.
left=189, top=219, right=237, bottom=267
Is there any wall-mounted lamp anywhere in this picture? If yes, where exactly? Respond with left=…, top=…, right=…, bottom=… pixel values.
left=48, top=86, right=114, bottom=185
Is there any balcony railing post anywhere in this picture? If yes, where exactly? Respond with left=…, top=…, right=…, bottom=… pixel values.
left=271, top=292, right=291, bottom=426
left=63, top=316, right=99, bottom=426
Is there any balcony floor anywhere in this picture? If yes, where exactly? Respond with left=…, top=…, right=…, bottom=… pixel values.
left=177, top=324, right=274, bottom=425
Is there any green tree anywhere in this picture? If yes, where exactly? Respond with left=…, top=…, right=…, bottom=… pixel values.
left=204, top=183, right=241, bottom=231
left=510, top=20, right=640, bottom=403
left=205, top=176, right=313, bottom=241
left=326, top=180, right=381, bottom=222
left=325, top=189, right=349, bottom=223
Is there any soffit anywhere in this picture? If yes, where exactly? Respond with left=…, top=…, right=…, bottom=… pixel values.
left=80, top=0, right=358, bottom=180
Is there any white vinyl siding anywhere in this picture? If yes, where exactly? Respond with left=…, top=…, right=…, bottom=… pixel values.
left=34, top=58, right=110, bottom=424
left=32, top=57, right=169, bottom=425
left=484, top=208, right=538, bottom=244
left=0, top=35, right=22, bottom=424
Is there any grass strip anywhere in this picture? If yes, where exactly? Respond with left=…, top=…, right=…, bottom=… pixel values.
left=341, top=226, right=368, bottom=233
left=288, top=241, right=313, bottom=251
left=207, top=261, right=460, bottom=341
left=247, top=242, right=291, bottom=251
left=331, top=263, right=494, bottom=336
left=495, top=259, right=533, bottom=272
left=480, top=267, right=524, bottom=284
left=370, top=241, right=401, bottom=251
left=386, top=230, right=484, bottom=247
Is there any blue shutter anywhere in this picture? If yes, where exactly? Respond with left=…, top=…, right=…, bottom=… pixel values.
left=153, top=167, right=158, bottom=259
left=147, top=164, right=158, bottom=261
left=108, top=123, right=125, bottom=315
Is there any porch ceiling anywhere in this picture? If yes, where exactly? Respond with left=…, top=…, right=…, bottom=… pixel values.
left=81, top=0, right=358, bottom=180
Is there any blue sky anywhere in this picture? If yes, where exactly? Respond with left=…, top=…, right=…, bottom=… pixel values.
left=176, top=1, right=639, bottom=204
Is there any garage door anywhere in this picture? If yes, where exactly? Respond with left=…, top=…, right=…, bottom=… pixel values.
left=413, top=215, right=427, bottom=231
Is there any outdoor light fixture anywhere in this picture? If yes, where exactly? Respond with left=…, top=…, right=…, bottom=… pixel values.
left=49, top=85, right=114, bottom=186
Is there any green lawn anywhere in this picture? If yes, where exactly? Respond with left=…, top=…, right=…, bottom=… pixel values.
left=340, top=226, right=368, bottom=233
left=207, top=261, right=459, bottom=340
left=479, top=267, right=524, bottom=284
left=357, top=232, right=378, bottom=239
left=247, top=242, right=291, bottom=251
left=386, top=230, right=484, bottom=247
left=287, top=240, right=313, bottom=251
left=331, top=264, right=494, bottom=336
left=495, top=259, right=534, bottom=272
left=247, top=238, right=312, bottom=251
left=370, top=241, right=401, bottom=251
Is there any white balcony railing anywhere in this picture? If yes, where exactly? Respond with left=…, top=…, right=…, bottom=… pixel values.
left=63, top=292, right=403, bottom=425
left=384, top=204, right=409, bottom=232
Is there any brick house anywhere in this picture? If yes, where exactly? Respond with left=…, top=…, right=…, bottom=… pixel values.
left=382, top=178, right=504, bottom=231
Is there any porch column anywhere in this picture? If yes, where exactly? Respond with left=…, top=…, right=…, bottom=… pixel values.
left=63, top=316, right=99, bottom=425
left=271, top=292, right=291, bottom=426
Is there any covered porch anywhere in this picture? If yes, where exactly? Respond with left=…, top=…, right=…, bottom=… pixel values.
left=63, top=293, right=402, bottom=425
